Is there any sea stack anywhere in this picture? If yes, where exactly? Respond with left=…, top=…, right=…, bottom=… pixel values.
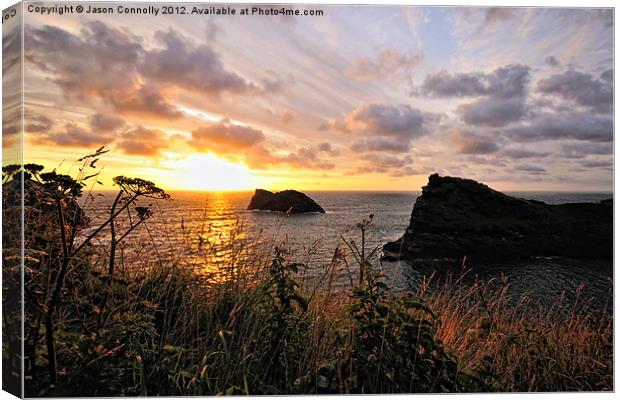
left=247, top=189, right=325, bottom=214
left=383, top=174, right=612, bottom=262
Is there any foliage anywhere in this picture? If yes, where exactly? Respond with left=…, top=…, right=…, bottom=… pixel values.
left=342, top=270, right=466, bottom=393
left=113, top=176, right=170, bottom=199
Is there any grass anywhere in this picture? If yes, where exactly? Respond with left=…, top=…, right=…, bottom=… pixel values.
left=420, top=269, right=613, bottom=392
left=2, top=156, right=613, bottom=396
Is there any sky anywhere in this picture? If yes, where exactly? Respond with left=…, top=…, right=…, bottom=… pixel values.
left=2, top=4, right=614, bottom=191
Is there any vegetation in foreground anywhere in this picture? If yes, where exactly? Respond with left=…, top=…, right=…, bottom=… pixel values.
left=2, top=151, right=613, bottom=396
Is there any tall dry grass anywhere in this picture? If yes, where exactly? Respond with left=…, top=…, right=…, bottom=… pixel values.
left=419, top=267, right=613, bottom=392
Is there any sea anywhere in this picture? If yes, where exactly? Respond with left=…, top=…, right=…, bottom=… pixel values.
left=83, top=190, right=613, bottom=312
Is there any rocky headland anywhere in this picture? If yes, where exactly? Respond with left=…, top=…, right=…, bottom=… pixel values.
left=247, top=189, right=325, bottom=214
left=384, top=174, right=612, bottom=262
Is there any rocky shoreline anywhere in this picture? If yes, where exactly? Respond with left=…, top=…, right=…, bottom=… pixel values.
left=384, top=174, right=612, bottom=263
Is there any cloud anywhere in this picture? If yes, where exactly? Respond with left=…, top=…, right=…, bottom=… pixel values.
left=2, top=118, right=19, bottom=136
left=580, top=159, right=612, bottom=169
left=388, top=166, right=423, bottom=177
left=419, top=64, right=530, bottom=98
left=332, top=103, right=431, bottom=140
left=260, top=71, right=294, bottom=93
left=25, top=112, right=170, bottom=155
left=141, top=29, right=255, bottom=97
left=2, top=26, right=21, bottom=75
left=273, top=142, right=340, bottom=169
left=420, top=64, right=531, bottom=127
left=2, top=109, right=20, bottom=146
left=458, top=96, right=526, bottom=127
left=477, top=8, right=515, bottom=33
left=330, top=104, right=438, bottom=175
left=116, top=126, right=170, bottom=156
left=350, top=153, right=424, bottom=177
left=188, top=119, right=336, bottom=171
left=537, top=69, right=613, bottom=114
left=26, top=22, right=183, bottom=121
left=110, top=84, right=183, bottom=120
left=507, top=112, right=612, bottom=142
left=26, top=114, right=53, bottom=133
left=591, top=9, right=613, bottom=29
left=562, top=143, right=613, bottom=159
left=3, top=123, right=19, bottom=136
left=34, top=122, right=115, bottom=148
left=317, top=142, right=339, bottom=156
left=279, top=108, right=297, bottom=123
left=448, top=8, right=516, bottom=43
left=348, top=104, right=427, bottom=138
left=275, top=145, right=336, bottom=170
left=89, top=113, right=126, bottom=133
left=351, top=137, right=411, bottom=153
left=419, top=71, right=487, bottom=97
left=464, top=155, right=506, bottom=166
left=500, top=148, right=549, bottom=159
left=244, top=142, right=337, bottom=171
left=331, top=103, right=432, bottom=155
left=362, top=153, right=413, bottom=170
left=26, top=22, right=142, bottom=100
left=416, top=64, right=530, bottom=127
left=514, top=164, right=546, bottom=175
left=449, top=129, right=501, bottom=154
left=544, top=56, right=560, bottom=67
left=346, top=48, right=423, bottom=81
left=26, top=22, right=263, bottom=121
left=189, top=119, right=266, bottom=154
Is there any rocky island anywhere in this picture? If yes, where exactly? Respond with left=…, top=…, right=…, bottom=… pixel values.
left=384, top=174, right=612, bottom=262
left=247, top=189, right=325, bottom=214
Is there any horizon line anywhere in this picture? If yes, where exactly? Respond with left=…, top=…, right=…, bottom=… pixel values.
left=87, top=188, right=615, bottom=194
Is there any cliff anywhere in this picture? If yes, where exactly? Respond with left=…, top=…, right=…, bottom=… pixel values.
left=383, top=174, right=612, bottom=262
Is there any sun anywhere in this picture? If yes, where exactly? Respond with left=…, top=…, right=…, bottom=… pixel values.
left=163, top=154, right=259, bottom=191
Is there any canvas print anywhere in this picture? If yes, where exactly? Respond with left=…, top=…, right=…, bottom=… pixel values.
left=1, top=2, right=614, bottom=397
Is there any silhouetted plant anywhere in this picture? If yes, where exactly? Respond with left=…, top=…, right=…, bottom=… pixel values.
left=4, top=148, right=170, bottom=388
left=343, top=271, right=468, bottom=393
left=251, top=247, right=309, bottom=393
left=2, top=164, right=20, bottom=182
left=105, top=176, right=169, bottom=277
left=112, top=176, right=170, bottom=200
left=267, top=247, right=308, bottom=315
left=336, top=216, right=476, bottom=393
left=341, top=214, right=379, bottom=286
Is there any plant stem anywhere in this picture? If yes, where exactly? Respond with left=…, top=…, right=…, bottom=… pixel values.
left=108, top=191, right=123, bottom=277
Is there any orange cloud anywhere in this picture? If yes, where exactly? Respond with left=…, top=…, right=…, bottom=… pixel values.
left=32, top=122, right=115, bottom=148
left=110, top=84, right=183, bottom=121
left=188, top=119, right=336, bottom=171
left=89, top=113, right=126, bottom=133
left=346, top=48, right=422, bottom=81
left=116, top=126, right=171, bottom=156
left=189, top=119, right=266, bottom=154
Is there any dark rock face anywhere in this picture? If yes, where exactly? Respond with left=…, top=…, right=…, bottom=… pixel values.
left=384, top=174, right=612, bottom=262
left=247, top=189, right=276, bottom=210
left=247, top=189, right=325, bottom=214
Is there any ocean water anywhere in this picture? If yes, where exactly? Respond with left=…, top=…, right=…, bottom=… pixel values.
left=82, top=190, right=613, bottom=310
